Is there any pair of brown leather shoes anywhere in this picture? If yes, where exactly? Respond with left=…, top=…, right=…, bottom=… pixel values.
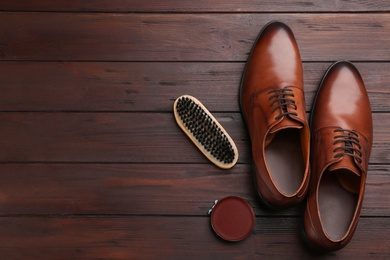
left=239, top=21, right=373, bottom=251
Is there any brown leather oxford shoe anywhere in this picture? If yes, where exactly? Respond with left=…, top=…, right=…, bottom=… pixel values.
left=303, top=61, right=373, bottom=251
left=239, top=21, right=310, bottom=208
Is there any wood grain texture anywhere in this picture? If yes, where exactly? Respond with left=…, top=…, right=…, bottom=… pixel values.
left=0, top=164, right=388, bottom=217
left=0, top=216, right=388, bottom=259
left=0, top=13, right=389, bottom=61
left=1, top=1, right=389, bottom=258
left=0, top=62, right=389, bottom=112
left=0, top=112, right=388, bottom=164
left=0, top=0, right=389, bottom=12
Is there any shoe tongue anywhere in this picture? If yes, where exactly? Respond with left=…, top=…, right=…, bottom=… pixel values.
left=328, top=156, right=362, bottom=194
left=270, top=115, right=303, bottom=134
left=328, top=151, right=361, bottom=177
left=265, top=116, right=303, bottom=146
left=328, top=155, right=362, bottom=194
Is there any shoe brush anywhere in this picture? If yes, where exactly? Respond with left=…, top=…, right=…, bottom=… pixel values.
left=173, top=95, right=238, bottom=169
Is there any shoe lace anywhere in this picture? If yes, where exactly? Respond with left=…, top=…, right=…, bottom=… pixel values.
left=333, top=129, right=362, bottom=164
left=268, top=87, right=298, bottom=120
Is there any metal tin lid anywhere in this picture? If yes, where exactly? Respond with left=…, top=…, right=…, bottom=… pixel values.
left=209, top=196, right=255, bottom=242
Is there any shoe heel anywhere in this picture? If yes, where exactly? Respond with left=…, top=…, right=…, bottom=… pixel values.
left=252, top=164, right=280, bottom=210
left=300, top=223, right=328, bottom=254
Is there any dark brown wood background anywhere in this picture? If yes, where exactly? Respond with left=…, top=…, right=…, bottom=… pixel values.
left=0, top=1, right=389, bottom=259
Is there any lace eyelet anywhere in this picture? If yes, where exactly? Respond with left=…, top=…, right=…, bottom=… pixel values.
left=268, top=87, right=297, bottom=120
left=332, top=128, right=363, bottom=164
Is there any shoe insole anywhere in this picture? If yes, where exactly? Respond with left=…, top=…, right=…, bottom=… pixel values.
left=319, top=171, right=358, bottom=241
left=265, top=129, right=304, bottom=195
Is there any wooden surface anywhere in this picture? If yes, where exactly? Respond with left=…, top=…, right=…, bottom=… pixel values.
left=0, top=1, right=389, bottom=259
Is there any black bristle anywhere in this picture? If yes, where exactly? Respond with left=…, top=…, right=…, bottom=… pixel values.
left=176, top=96, right=235, bottom=165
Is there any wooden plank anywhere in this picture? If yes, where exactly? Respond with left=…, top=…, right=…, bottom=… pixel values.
left=1, top=13, right=390, bottom=61
left=0, top=112, right=245, bottom=163
left=0, top=112, right=388, bottom=164
left=0, top=216, right=388, bottom=259
left=1, top=0, right=389, bottom=12
left=0, top=62, right=388, bottom=112
left=0, top=164, right=387, bottom=217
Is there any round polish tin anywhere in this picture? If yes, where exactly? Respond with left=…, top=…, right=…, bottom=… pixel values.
left=209, top=196, right=255, bottom=242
